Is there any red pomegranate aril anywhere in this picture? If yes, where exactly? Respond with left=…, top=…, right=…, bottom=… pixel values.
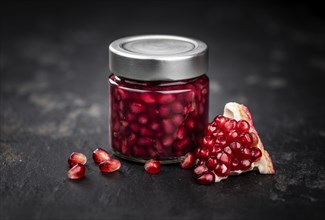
left=157, top=94, right=176, bottom=104
left=204, top=123, right=217, bottom=136
left=223, top=146, right=232, bottom=155
left=159, top=105, right=171, bottom=117
left=206, top=157, right=218, bottom=170
left=215, top=136, right=227, bottom=146
left=237, top=120, right=250, bottom=133
left=216, top=152, right=231, bottom=165
left=144, top=159, right=161, bottom=174
left=162, top=119, right=175, bottom=134
left=202, top=136, right=215, bottom=149
left=126, top=113, right=137, bottom=122
left=240, top=132, right=253, bottom=147
left=130, top=102, right=146, bottom=114
left=239, top=159, right=252, bottom=170
left=138, top=115, right=149, bottom=124
left=213, top=130, right=225, bottom=138
left=180, top=152, right=195, bottom=169
left=193, top=165, right=208, bottom=176
left=93, top=148, right=111, bottom=163
left=241, top=147, right=251, bottom=159
left=215, top=163, right=230, bottom=177
left=251, top=147, right=262, bottom=162
left=67, top=164, right=85, bottom=179
left=174, top=137, right=190, bottom=151
left=231, top=158, right=239, bottom=170
left=149, top=121, right=160, bottom=131
left=176, top=126, right=186, bottom=140
left=186, top=118, right=196, bottom=130
left=162, top=136, right=173, bottom=147
left=99, top=159, right=121, bottom=173
left=68, top=152, right=87, bottom=167
left=227, top=129, right=239, bottom=143
left=171, top=101, right=184, bottom=113
left=172, top=114, right=184, bottom=126
left=139, top=93, right=156, bottom=104
left=214, top=115, right=228, bottom=128
left=229, top=141, right=241, bottom=153
left=223, top=119, right=237, bottom=132
left=140, top=127, right=154, bottom=136
left=211, top=145, right=223, bottom=156
left=130, top=123, right=140, bottom=133
left=198, top=148, right=210, bottom=160
left=127, top=133, right=137, bottom=145
left=196, top=171, right=215, bottom=185
left=137, top=137, right=153, bottom=146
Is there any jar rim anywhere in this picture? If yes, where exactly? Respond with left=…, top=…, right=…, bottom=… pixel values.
left=109, top=35, right=208, bottom=81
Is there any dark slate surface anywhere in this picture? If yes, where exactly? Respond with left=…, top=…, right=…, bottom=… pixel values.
left=1, top=1, right=325, bottom=220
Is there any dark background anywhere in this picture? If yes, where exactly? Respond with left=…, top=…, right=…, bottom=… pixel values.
left=1, top=1, right=325, bottom=219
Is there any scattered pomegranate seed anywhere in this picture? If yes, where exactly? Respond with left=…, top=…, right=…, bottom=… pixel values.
left=68, top=152, right=87, bottom=167
left=99, top=159, right=121, bottom=173
left=180, top=152, right=195, bottom=169
left=196, top=171, right=215, bottom=185
left=67, top=164, right=85, bottom=179
left=144, top=159, right=161, bottom=174
left=92, top=148, right=111, bottom=163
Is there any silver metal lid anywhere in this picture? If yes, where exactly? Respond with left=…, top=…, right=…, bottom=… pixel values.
left=109, top=35, right=208, bottom=81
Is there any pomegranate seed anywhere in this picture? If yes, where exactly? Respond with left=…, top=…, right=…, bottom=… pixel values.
left=149, top=121, right=160, bottom=131
left=127, top=133, right=137, bottom=145
left=162, top=119, right=175, bottom=134
left=92, top=148, right=111, bottom=163
left=241, top=147, right=251, bottom=159
left=202, top=136, right=215, bottom=150
left=125, top=113, right=137, bottom=121
left=180, top=152, right=195, bottom=169
left=130, top=123, right=140, bottom=133
left=172, top=114, right=184, bottom=126
left=206, top=156, right=218, bottom=170
left=140, top=127, right=154, bottom=136
left=251, top=148, right=262, bottom=162
left=223, top=146, right=232, bottom=155
left=216, top=152, right=231, bottom=165
left=193, top=165, right=208, bottom=176
left=196, top=172, right=215, bottom=185
left=214, top=115, right=228, bottom=128
left=237, top=120, right=250, bottom=133
left=198, top=148, right=210, bottom=160
left=99, top=159, right=121, bottom=173
left=67, top=164, right=85, bottom=179
left=158, top=105, right=171, bottom=117
left=171, top=101, right=183, bottom=113
left=223, top=119, right=237, bottom=132
left=239, top=159, right=252, bottom=170
left=213, top=130, right=225, bottom=138
left=186, top=118, right=196, bottom=130
left=229, top=141, right=241, bottom=153
left=204, top=123, right=217, bottom=136
left=240, top=132, right=253, bottom=147
left=144, top=159, right=161, bottom=174
left=215, top=163, right=230, bottom=177
left=157, top=94, right=176, bottom=104
left=231, top=158, right=239, bottom=170
left=162, top=135, right=174, bottom=147
left=176, top=126, right=186, bottom=139
left=68, top=152, right=87, bottom=167
left=211, top=145, right=223, bottom=156
left=130, top=102, right=146, bottom=114
left=139, top=93, right=156, bottom=104
left=137, top=137, right=154, bottom=146
left=138, top=115, right=149, bottom=124
left=215, top=136, right=227, bottom=146
left=227, top=129, right=239, bottom=143
left=174, top=137, right=190, bottom=151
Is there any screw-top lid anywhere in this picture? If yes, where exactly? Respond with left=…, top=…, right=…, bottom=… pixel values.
left=109, top=35, right=208, bottom=81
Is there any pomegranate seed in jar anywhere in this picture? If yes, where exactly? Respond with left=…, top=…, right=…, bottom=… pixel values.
left=144, top=159, right=161, bottom=174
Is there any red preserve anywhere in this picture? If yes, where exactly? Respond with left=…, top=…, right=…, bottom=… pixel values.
left=108, top=35, right=209, bottom=163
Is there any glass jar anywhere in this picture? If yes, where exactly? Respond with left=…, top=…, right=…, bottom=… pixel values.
left=108, top=35, right=209, bottom=163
